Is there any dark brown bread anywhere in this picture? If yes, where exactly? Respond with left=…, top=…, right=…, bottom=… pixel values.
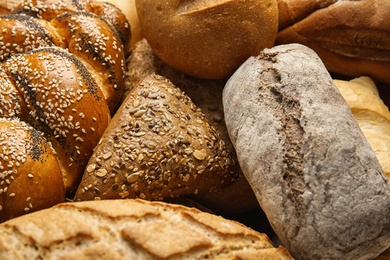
left=74, top=74, right=239, bottom=202
left=223, top=43, right=390, bottom=259
left=123, top=38, right=259, bottom=214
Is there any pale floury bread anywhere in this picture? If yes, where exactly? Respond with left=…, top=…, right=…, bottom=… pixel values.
left=0, top=199, right=294, bottom=259
left=334, top=76, right=390, bottom=180
left=223, top=43, right=390, bottom=259
left=135, top=0, right=279, bottom=80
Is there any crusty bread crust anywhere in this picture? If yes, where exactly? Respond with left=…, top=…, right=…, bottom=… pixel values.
left=223, top=43, right=390, bottom=259
left=0, top=199, right=294, bottom=259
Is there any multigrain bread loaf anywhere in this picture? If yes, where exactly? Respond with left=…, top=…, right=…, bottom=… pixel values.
left=223, top=44, right=390, bottom=259
left=276, top=0, right=390, bottom=84
left=74, top=74, right=239, bottom=202
left=135, top=0, right=279, bottom=80
left=123, top=38, right=259, bottom=214
left=334, top=76, right=390, bottom=180
left=0, top=0, right=130, bottom=221
left=0, top=199, right=294, bottom=259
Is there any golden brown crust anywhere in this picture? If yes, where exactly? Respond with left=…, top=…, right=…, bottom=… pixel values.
left=276, top=0, right=390, bottom=84
left=0, top=118, right=65, bottom=222
left=135, top=0, right=279, bottom=80
left=1, top=47, right=111, bottom=193
left=334, top=76, right=390, bottom=180
left=0, top=199, right=294, bottom=259
left=74, top=74, right=238, bottom=201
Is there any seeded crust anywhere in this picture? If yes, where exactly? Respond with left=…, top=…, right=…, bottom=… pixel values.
left=223, top=44, right=390, bottom=259
left=1, top=0, right=131, bottom=113
left=74, top=74, right=238, bottom=201
left=0, top=0, right=130, bottom=220
left=0, top=199, right=294, bottom=259
left=123, top=38, right=259, bottom=214
left=0, top=118, right=65, bottom=222
left=0, top=47, right=111, bottom=195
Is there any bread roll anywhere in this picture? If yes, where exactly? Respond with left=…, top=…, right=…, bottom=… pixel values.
left=276, top=0, right=390, bottom=84
left=0, top=199, right=293, bottom=259
left=74, top=74, right=238, bottom=202
left=334, top=76, right=390, bottom=180
left=0, top=0, right=130, bottom=200
left=0, top=118, right=65, bottom=222
left=123, top=38, right=259, bottom=214
left=98, top=0, right=142, bottom=48
left=135, top=0, right=279, bottom=80
left=223, top=43, right=390, bottom=259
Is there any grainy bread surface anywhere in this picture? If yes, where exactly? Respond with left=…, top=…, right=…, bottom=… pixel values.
left=0, top=199, right=294, bottom=259
left=123, top=39, right=259, bottom=214
left=74, top=74, right=238, bottom=202
left=223, top=43, right=390, bottom=260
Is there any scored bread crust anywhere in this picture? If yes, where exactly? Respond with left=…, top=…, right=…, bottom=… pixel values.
left=276, top=0, right=390, bottom=84
left=135, top=0, right=279, bottom=80
left=0, top=199, right=293, bottom=259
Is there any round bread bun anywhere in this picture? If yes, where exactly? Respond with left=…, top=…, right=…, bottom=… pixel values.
left=135, top=0, right=279, bottom=80
left=98, top=0, right=142, bottom=48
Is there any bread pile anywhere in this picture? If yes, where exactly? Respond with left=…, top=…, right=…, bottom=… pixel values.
left=0, top=0, right=390, bottom=259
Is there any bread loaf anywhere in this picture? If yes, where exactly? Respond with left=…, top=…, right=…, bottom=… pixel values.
left=276, top=0, right=390, bottom=84
left=0, top=0, right=130, bottom=221
left=0, top=199, right=293, bottom=259
left=223, top=43, right=390, bottom=259
left=123, top=38, right=259, bottom=214
left=334, top=76, right=390, bottom=180
left=135, top=0, right=279, bottom=80
left=74, top=74, right=239, bottom=202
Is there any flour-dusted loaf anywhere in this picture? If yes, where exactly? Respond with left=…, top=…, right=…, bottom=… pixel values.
left=0, top=199, right=294, bottom=259
left=223, top=43, right=390, bottom=259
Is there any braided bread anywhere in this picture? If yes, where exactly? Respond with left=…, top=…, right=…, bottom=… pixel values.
left=0, top=0, right=130, bottom=221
